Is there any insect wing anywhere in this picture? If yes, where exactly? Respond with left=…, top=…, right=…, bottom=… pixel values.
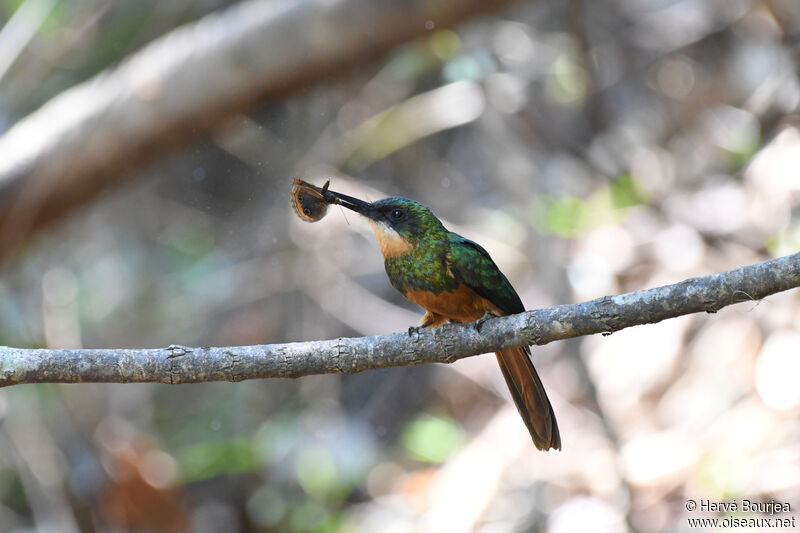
left=290, top=178, right=330, bottom=222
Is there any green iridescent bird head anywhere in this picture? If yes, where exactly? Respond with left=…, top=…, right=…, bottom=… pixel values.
left=329, top=192, right=446, bottom=253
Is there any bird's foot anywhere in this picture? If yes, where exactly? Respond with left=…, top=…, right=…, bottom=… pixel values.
left=475, top=311, right=495, bottom=333
left=408, top=325, right=423, bottom=338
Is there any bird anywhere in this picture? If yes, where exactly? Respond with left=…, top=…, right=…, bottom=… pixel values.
left=327, top=190, right=560, bottom=450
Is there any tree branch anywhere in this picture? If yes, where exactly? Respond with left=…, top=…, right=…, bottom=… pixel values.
left=0, top=252, right=797, bottom=387
left=0, top=0, right=519, bottom=258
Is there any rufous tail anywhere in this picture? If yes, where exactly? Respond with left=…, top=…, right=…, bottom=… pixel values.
left=495, top=346, right=561, bottom=450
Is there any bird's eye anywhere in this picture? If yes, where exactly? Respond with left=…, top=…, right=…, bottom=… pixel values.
left=390, top=209, right=404, bottom=220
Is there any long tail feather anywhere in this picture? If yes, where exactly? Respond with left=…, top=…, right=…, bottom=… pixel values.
left=495, top=346, right=561, bottom=450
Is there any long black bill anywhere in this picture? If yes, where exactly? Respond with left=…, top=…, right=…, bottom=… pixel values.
left=327, top=190, right=378, bottom=219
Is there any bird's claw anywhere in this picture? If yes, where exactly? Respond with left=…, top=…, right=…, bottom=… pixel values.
left=408, top=325, right=423, bottom=338
left=475, top=311, right=495, bottom=333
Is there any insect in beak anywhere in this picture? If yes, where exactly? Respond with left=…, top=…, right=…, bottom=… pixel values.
left=290, top=178, right=332, bottom=222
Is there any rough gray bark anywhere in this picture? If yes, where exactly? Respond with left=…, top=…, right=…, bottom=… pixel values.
left=0, top=252, right=797, bottom=387
left=0, top=0, right=519, bottom=258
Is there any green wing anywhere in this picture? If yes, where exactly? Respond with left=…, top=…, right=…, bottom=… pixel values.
left=447, top=234, right=524, bottom=315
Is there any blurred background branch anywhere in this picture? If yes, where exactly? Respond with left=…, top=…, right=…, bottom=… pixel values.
left=2, top=252, right=797, bottom=387
left=0, top=0, right=519, bottom=259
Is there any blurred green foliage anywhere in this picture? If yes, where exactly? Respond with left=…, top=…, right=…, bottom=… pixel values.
left=530, top=174, right=649, bottom=238
left=178, top=437, right=257, bottom=483
left=401, top=413, right=465, bottom=464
